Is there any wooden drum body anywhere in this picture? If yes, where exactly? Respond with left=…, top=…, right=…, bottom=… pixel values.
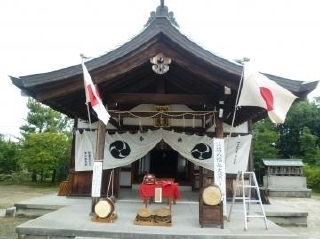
left=199, top=184, right=224, bottom=228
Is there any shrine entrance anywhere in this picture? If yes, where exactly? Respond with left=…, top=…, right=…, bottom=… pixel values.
left=150, top=150, right=178, bottom=179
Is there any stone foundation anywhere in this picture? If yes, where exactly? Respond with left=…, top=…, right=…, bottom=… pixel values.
left=263, top=176, right=311, bottom=198
left=267, top=188, right=312, bottom=198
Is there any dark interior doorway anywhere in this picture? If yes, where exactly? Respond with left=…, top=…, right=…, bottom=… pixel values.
left=150, top=150, right=178, bottom=178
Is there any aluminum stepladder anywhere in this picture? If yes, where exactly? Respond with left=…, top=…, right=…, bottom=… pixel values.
left=227, top=171, right=268, bottom=231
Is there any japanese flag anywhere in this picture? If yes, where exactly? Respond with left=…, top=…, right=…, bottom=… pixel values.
left=237, top=65, right=297, bottom=124
left=82, top=62, right=110, bottom=126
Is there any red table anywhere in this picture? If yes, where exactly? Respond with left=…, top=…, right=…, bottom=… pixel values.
left=139, top=181, right=180, bottom=207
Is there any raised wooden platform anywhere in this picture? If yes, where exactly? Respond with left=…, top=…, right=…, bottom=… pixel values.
left=91, top=212, right=118, bottom=223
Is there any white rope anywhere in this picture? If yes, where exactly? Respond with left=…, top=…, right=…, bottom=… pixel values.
left=107, top=169, right=114, bottom=197
left=109, top=110, right=215, bottom=119
left=192, top=116, right=195, bottom=128
left=111, top=169, right=114, bottom=197
left=183, top=115, right=185, bottom=128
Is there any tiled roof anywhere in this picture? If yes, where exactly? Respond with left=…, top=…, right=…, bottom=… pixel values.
left=262, top=159, right=304, bottom=167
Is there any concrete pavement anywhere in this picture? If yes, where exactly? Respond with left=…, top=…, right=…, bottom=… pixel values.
left=12, top=189, right=307, bottom=239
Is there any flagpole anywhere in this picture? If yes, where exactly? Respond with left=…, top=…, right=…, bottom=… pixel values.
left=80, top=54, right=92, bottom=130
left=225, top=59, right=249, bottom=176
left=228, top=68, right=244, bottom=137
left=81, top=54, right=108, bottom=215
left=228, top=58, right=250, bottom=137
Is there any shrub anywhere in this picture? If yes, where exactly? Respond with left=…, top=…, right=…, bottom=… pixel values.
left=0, top=171, right=31, bottom=184
left=303, top=165, right=320, bottom=189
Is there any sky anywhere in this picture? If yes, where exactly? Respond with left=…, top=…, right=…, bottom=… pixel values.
left=0, top=0, right=319, bottom=139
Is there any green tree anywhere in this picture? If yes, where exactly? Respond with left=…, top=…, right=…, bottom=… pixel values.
left=299, top=127, right=320, bottom=165
left=252, top=119, right=280, bottom=182
left=0, top=134, right=20, bottom=174
left=252, top=99, right=320, bottom=190
left=278, top=100, right=320, bottom=159
left=20, top=98, right=72, bottom=136
left=18, top=97, right=73, bottom=183
left=20, top=132, right=71, bottom=183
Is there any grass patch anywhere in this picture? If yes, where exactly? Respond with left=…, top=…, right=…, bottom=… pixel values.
left=312, top=187, right=320, bottom=196
left=0, top=180, right=59, bottom=188
left=0, top=183, right=59, bottom=209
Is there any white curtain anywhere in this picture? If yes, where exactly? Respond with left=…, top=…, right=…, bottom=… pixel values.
left=162, top=130, right=215, bottom=170
left=75, top=129, right=252, bottom=174
left=103, top=130, right=162, bottom=169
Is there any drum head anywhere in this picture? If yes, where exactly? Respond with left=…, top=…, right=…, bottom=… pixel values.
left=95, top=198, right=114, bottom=218
left=154, top=207, right=171, bottom=223
left=137, top=208, right=153, bottom=218
left=202, top=185, right=222, bottom=206
left=155, top=207, right=171, bottom=217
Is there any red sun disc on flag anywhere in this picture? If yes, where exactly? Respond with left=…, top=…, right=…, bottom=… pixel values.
left=86, top=85, right=99, bottom=107
left=259, top=87, right=274, bottom=111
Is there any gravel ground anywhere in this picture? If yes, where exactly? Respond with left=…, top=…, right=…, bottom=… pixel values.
left=0, top=216, right=33, bottom=239
left=0, top=184, right=58, bottom=239
left=0, top=185, right=319, bottom=239
left=269, top=196, right=320, bottom=239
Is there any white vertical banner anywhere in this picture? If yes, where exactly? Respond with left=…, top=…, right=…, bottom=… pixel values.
left=75, top=130, right=96, bottom=171
left=91, top=161, right=103, bottom=197
left=213, top=138, right=227, bottom=216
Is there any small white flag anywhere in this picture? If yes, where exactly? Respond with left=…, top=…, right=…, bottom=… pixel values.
left=81, top=62, right=110, bottom=126
left=237, top=65, right=297, bottom=124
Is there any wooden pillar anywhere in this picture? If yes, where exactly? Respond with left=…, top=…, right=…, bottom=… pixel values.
left=215, top=118, right=224, bottom=138
left=66, top=118, right=77, bottom=196
left=91, top=121, right=106, bottom=214
left=69, top=118, right=78, bottom=170
left=95, top=121, right=107, bottom=160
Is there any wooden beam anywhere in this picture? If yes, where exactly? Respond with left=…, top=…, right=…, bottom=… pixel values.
left=107, top=93, right=215, bottom=106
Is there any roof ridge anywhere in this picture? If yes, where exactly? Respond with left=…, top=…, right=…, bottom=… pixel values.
left=145, top=0, right=179, bottom=28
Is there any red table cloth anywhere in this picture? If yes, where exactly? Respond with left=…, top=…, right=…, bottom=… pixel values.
left=139, top=181, right=180, bottom=200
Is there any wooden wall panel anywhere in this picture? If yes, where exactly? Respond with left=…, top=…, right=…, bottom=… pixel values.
left=67, top=170, right=119, bottom=197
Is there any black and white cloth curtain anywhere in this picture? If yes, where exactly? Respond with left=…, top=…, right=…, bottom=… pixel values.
left=75, top=129, right=252, bottom=174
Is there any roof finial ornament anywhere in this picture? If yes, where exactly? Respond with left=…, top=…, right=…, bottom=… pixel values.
left=145, top=0, right=179, bottom=28
left=160, top=0, right=164, bottom=8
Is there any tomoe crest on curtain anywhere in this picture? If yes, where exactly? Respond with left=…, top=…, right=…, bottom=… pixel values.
left=191, top=143, right=212, bottom=160
left=109, top=141, right=131, bottom=159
